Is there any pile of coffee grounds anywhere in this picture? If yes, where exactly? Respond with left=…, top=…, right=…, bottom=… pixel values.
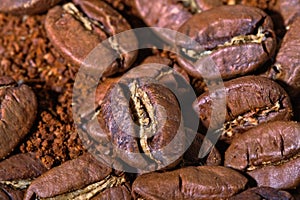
left=0, top=13, right=85, bottom=169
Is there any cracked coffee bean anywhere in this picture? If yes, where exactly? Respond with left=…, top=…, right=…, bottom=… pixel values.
left=45, top=0, right=138, bottom=77
left=24, top=153, right=127, bottom=200
left=266, top=17, right=300, bottom=100
left=132, top=166, right=248, bottom=199
left=225, top=121, right=300, bottom=189
left=193, top=75, right=293, bottom=143
left=133, top=0, right=223, bottom=43
left=0, top=0, right=61, bottom=15
left=176, top=5, right=276, bottom=80
left=92, top=80, right=186, bottom=172
left=0, top=76, right=37, bottom=159
left=229, top=186, right=294, bottom=200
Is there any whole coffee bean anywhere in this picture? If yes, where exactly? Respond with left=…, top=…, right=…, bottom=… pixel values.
left=0, top=185, right=24, bottom=200
left=272, top=0, right=300, bottom=27
left=0, top=76, right=37, bottom=159
left=132, top=166, right=248, bottom=199
left=24, top=153, right=128, bottom=200
left=266, top=17, right=300, bottom=99
left=183, top=128, right=221, bottom=166
left=176, top=5, right=276, bottom=80
left=0, top=153, right=47, bottom=200
left=225, top=121, right=300, bottom=189
left=94, top=81, right=186, bottom=172
left=193, top=76, right=293, bottom=143
left=229, top=186, right=294, bottom=200
left=0, top=0, right=61, bottom=15
left=0, top=153, right=47, bottom=182
left=133, top=0, right=223, bottom=43
left=45, top=0, right=138, bottom=77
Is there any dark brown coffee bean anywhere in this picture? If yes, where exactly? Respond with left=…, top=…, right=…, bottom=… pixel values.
left=176, top=5, right=276, bottom=80
left=45, top=0, right=138, bottom=77
left=0, top=185, right=24, bottom=200
left=0, top=153, right=47, bottom=182
left=132, top=166, right=248, bottom=199
left=24, top=153, right=113, bottom=200
left=91, top=184, right=131, bottom=200
left=0, top=153, right=46, bottom=200
left=0, top=0, right=61, bottom=15
left=272, top=0, right=300, bottom=27
left=225, top=121, right=300, bottom=189
left=94, top=82, right=185, bottom=171
left=183, top=128, right=221, bottom=166
left=0, top=76, right=37, bottom=159
left=266, top=17, right=300, bottom=99
left=133, top=0, right=223, bottom=43
left=229, top=186, right=294, bottom=200
left=193, top=76, right=293, bottom=143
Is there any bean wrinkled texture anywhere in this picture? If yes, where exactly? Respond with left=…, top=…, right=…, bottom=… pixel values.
left=0, top=0, right=300, bottom=199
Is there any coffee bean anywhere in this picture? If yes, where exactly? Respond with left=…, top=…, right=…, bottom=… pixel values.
left=0, top=153, right=47, bottom=182
left=0, top=184, right=24, bottom=200
left=45, top=0, right=138, bottom=77
left=24, top=153, right=125, bottom=200
left=94, top=81, right=186, bottom=171
left=193, top=76, right=293, bottom=143
left=272, top=0, right=300, bottom=27
left=133, top=0, right=223, bottom=43
left=132, top=166, right=248, bottom=199
left=229, top=186, right=294, bottom=200
left=0, top=76, right=37, bottom=159
left=0, top=153, right=46, bottom=200
left=182, top=128, right=221, bottom=166
left=176, top=5, right=276, bottom=79
left=225, top=121, right=300, bottom=189
left=266, top=17, right=300, bottom=99
left=90, top=184, right=131, bottom=200
left=0, top=0, right=61, bottom=15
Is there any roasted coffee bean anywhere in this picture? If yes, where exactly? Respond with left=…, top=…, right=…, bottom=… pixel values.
left=0, top=0, right=61, bottom=15
left=229, top=186, right=294, bottom=200
left=193, top=76, right=293, bottom=143
left=272, top=0, right=300, bottom=27
left=0, top=153, right=47, bottom=182
left=0, top=76, right=37, bottom=159
left=24, top=153, right=128, bottom=200
left=132, top=166, right=248, bottom=199
left=93, top=81, right=186, bottom=172
left=133, top=0, right=223, bottom=43
left=176, top=5, right=276, bottom=80
left=225, top=121, right=300, bottom=189
left=90, top=184, right=131, bottom=200
left=45, top=0, right=138, bottom=77
left=0, top=184, right=24, bottom=200
left=140, top=55, right=190, bottom=83
left=266, top=17, right=300, bottom=99
left=0, top=153, right=47, bottom=200
left=182, top=128, right=221, bottom=166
